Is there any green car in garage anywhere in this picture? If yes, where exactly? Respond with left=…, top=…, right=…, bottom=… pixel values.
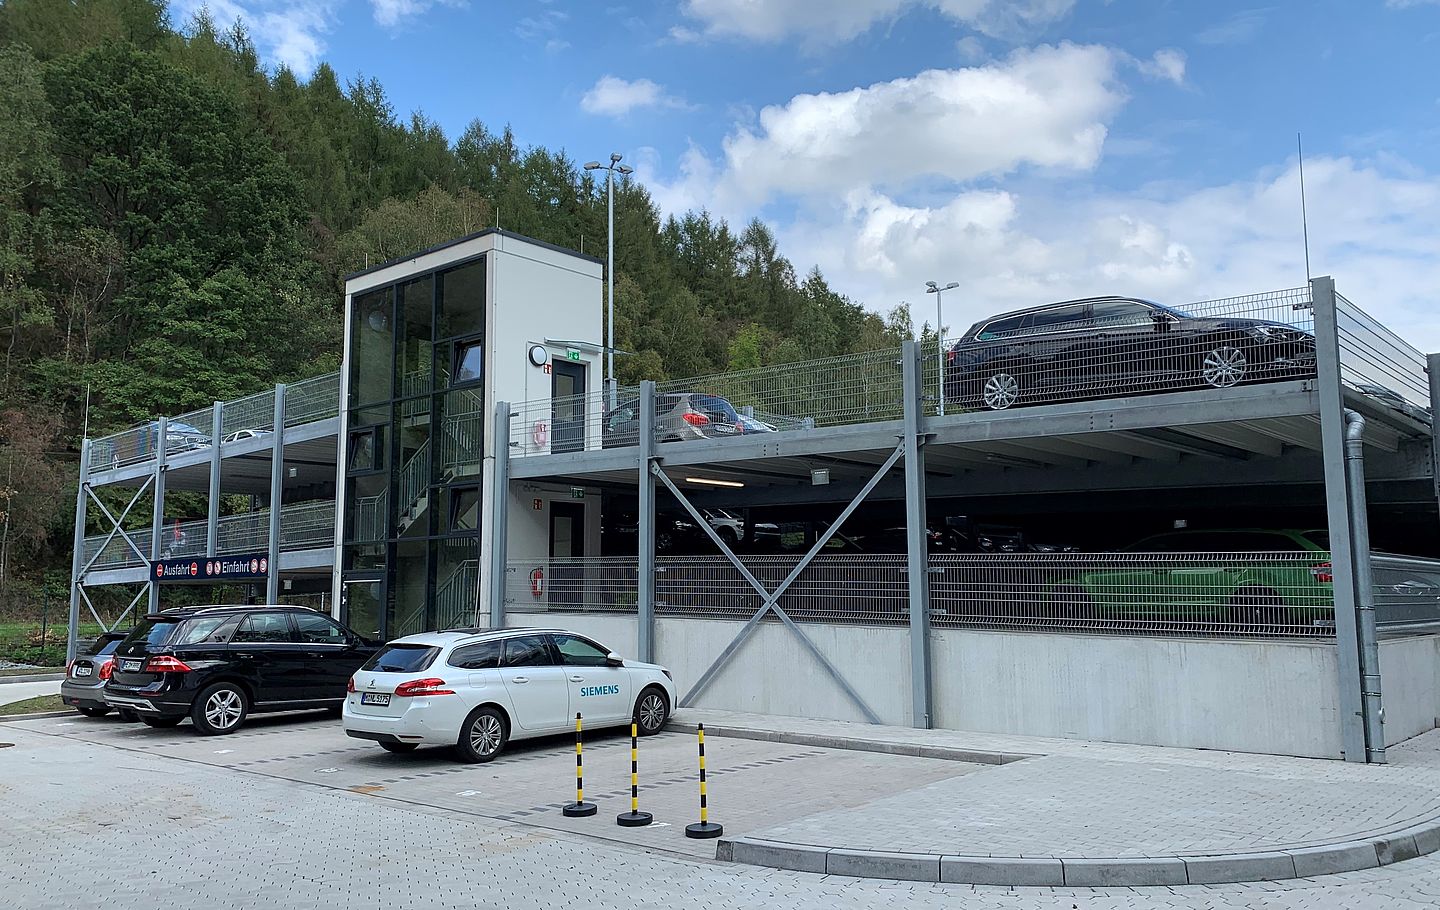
left=1053, top=529, right=1334, bottom=630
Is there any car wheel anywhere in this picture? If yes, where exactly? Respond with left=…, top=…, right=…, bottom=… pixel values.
left=1201, top=344, right=1248, bottom=388
left=982, top=371, right=1021, bottom=410
left=634, top=686, right=670, bottom=736
left=380, top=741, right=419, bottom=754
left=191, top=682, right=250, bottom=736
left=716, top=527, right=739, bottom=549
left=454, top=707, right=508, bottom=763
left=140, top=716, right=184, bottom=728
left=76, top=706, right=111, bottom=718
left=118, top=709, right=139, bottom=723
left=1226, top=587, right=1285, bottom=630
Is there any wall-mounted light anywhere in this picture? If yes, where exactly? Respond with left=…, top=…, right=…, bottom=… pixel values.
left=684, top=476, right=744, bottom=488
left=287, top=467, right=298, bottom=478
left=810, top=468, right=830, bottom=486
left=528, top=344, right=549, bottom=367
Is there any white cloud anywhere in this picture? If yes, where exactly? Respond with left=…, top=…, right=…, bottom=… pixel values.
left=370, top=0, right=467, bottom=28
left=955, top=35, right=988, bottom=62
left=172, top=0, right=339, bottom=74
left=1194, top=9, right=1266, bottom=46
left=581, top=75, right=689, bottom=117
left=679, top=0, right=1074, bottom=46
left=1386, top=0, right=1439, bottom=7
left=713, top=43, right=1124, bottom=205
left=1136, top=48, right=1186, bottom=86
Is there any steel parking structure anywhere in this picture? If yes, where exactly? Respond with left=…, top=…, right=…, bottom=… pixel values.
left=66, top=254, right=1440, bottom=763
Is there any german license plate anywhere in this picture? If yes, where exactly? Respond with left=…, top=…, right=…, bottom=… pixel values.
left=361, top=693, right=391, bottom=706
left=74, top=665, right=92, bottom=677
left=121, top=659, right=142, bottom=672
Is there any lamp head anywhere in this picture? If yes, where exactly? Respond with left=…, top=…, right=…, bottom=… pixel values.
left=610, top=152, right=623, bottom=162
left=584, top=161, right=601, bottom=170
left=925, top=281, right=938, bottom=292
left=944, top=281, right=959, bottom=291
left=617, top=165, right=634, bottom=175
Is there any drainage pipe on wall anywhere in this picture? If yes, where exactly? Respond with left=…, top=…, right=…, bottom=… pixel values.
left=1344, top=408, right=1386, bottom=763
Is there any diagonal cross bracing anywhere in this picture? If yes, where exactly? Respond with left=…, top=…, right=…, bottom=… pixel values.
left=79, top=476, right=156, bottom=575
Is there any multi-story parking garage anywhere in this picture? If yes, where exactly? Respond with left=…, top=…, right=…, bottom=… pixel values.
left=68, top=229, right=1440, bottom=764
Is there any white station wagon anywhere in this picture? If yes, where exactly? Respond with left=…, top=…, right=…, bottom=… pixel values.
left=342, top=628, right=675, bottom=762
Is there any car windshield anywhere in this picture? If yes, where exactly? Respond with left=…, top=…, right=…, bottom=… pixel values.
left=85, top=637, right=124, bottom=657
left=689, top=395, right=740, bottom=422
left=363, top=644, right=439, bottom=673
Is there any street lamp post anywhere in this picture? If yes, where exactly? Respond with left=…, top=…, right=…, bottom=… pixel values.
left=584, top=154, right=634, bottom=409
left=925, top=281, right=959, bottom=415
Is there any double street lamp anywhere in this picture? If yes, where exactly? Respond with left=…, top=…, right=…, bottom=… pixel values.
left=925, top=280, right=959, bottom=415
left=584, top=153, right=633, bottom=409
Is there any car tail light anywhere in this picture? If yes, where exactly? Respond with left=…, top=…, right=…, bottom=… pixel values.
left=394, top=677, right=454, bottom=697
left=98, top=660, right=114, bottom=681
left=346, top=676, right=356, bottom=693
left=65, top=660, right=74, bottom=676
left=144, top=655, right=192, bottom=673
left=681, top=411, right=710, bottom=426
left=1312, top=562, right=1333, bottom=583
left=947, top=349, right=956, bottom=363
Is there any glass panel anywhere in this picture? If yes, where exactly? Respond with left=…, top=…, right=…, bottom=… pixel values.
left=362, top=643, right=438, bottom=673
left=396, top=276, right=435, bottom=398
left=394, top=398, right=432, bottom=531
left=432, top=537, right=478, bottom=631
left=389, top=540, right=429, bottom=637
left=294, top=613, right=348, bottom=644
left=175, top=616, right=240, bottom=646
left=349, top=287, right=394, bottom=406
left=345, top=579, right=384, bottom=641
left=437, top=258, right=485, bottom=342
left=501, top=634, right=554, bottom=667
left=453, top=339, right=483, bottom=384
left=446, top=486, right=481, bottom=532
left=552, top=633, right=610, bottom=667
left=345, top=474, right=389, bottom=542
left=447, top=641, right=501, bottom=670
left=233, top=613, right=295, bottom=644
left=1091, top=301, right=1153, bottom=326
left=439, top=388, right=484, bottom=479
left=1026, top=305, right=1088, bottom=331
left=347, top=428, right=380, bottom=474
left=344, top=542, right=386, bottom=572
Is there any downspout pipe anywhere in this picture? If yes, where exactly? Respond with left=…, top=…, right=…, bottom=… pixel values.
left=1344, top=408, right=1386, bottom=763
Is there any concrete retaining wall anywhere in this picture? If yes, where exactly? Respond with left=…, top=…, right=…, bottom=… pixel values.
left=1378, top=634, right=1440, bottom=746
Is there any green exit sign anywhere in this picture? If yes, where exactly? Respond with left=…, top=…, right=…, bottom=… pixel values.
left=566, top=349, right=581, bottom=362
left=570, top=487, right=586, bottom=499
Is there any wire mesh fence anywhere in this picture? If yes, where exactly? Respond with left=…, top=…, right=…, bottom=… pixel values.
left=1335, top=293, right=1432, bottom=425
left=937, top=288, right=1316, bottom=413
left=508, top=386, right=639, bottom=459
left=1372, top=554, right=1440, bottom=630
left=286, top=372, right=341, bottom=427
left=80, top=501, right=335, bottom=571
left=655, top=555, right=909, bottom=624
left=504, top=557, right=639, bottom=613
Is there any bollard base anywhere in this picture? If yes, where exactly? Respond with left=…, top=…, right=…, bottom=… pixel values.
left=685, top=822, right=724, bottom=839
left=562, top=802, right=598, bottom=818
left=617, top=811, right=653, bottom=828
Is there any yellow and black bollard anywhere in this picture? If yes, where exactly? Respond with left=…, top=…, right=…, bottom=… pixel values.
left=684, top=722, right=723, bottom=838
left=616, top=721, right=653, bottom=827
left=562, top=712, right=597, bottom=817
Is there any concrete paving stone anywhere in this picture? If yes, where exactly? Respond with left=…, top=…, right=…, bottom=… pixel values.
left=1286, top=841, right=1380, bottom=877
left=826, top=849, right=941, bottom=882
left=1062, top=857, right=1189, bottom=887
left=719, top=836, right=830, bottom=873
left=940, top=855, right=1064, bottom=886
left=1182, top=851, right=1297, bottom=884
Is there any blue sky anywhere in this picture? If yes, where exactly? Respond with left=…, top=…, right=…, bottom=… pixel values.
left=181, top=1, right=1440, bottom=348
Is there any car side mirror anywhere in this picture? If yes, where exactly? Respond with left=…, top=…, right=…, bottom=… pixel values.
left=605, top=652, right=624, bottom=667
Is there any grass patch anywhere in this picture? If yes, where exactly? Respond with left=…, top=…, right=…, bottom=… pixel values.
left=0, top=621, right=107, bottom=667
left=0, top=695, right=66, bottom=716
left=0, top=667, right=64, bottom=677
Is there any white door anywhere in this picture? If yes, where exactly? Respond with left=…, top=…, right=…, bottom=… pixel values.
left=498, top=634, right=571, bottom=732
left=552, top=633, right=632, bottom=726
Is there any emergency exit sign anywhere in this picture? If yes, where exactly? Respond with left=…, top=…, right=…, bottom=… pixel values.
left=570, top=488, right=586, bottom=499
left=566, top=349, right=581, bottom=361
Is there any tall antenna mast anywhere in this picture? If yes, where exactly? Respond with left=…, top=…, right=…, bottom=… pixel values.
left=1298, top=132, right=1312, bottom=283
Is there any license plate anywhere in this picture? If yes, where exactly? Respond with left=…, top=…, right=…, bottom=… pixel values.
left=121, top=659, right=142, bottom=672
left=361, top=693, right=391, bottom=706
left=73, top=665, right=92, bottom=677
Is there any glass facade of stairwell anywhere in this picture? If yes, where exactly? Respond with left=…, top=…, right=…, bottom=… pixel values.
left=343, top=255, right=486, bottom=641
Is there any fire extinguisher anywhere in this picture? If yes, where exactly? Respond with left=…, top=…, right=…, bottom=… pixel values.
left=530, top=568, right=545, bottom=597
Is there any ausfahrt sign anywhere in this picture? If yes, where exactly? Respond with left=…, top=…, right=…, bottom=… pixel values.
left=152, top=553, right=269, bottom=583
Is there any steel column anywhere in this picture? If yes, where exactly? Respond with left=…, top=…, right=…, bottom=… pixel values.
left=1428, top=353, right=1440, bottom=511
left=208, top=401, right=222, bottom=554
left=266, top=384, right=286, bottom=604
left=901, top=339, right=933, bottom=729
left=66, top=440, right=91, bottom=663
left=488, top=402, right=511, bottom=630
left=148, top=418, right=168, bottom=614
left=637, top=381, right=657, bottom=662
left=1312, top=276, right=1368, bottom=762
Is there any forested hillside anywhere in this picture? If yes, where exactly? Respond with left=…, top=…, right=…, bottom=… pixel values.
left=0, top=0, right=911, bottom=592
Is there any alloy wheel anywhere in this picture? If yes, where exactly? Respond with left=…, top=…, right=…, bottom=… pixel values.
left=204, top=690, right=244, bottom=730
left=1202, top=346, right=1248, bottom=388
left=469, top=714, right=504, bottom=756
left=639, top=693, right=667, bottom=733
left=983, top=373, right=1020, bottom=409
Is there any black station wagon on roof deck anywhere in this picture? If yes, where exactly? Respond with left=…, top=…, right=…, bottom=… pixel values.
left=944, top=296, right=1316, bottom=410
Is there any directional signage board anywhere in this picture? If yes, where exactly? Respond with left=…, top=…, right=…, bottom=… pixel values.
left=152, top=553, right=269, bottom=584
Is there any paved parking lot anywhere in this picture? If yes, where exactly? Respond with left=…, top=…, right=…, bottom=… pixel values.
left=8, top=710, right=980, bottom=859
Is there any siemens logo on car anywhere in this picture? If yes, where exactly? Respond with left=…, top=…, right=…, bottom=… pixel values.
left=579, top=685, right=620, bottom=697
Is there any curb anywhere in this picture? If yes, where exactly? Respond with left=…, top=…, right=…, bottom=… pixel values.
left=664, top=721, right=1034, bottom=766
left=0, top=711, right=73, bottom=722
left=717, top=819, right=1440, bottom=886
left=0, top=673, right=64, bottom=684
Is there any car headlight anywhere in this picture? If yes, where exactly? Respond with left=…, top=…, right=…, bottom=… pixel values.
left=1245, top=325, right=1292, bottom=341
left=661, top=668, right=672, bottom=681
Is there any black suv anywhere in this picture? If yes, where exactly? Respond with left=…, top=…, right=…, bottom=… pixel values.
left=945, top=296, right=1316, bottom=410
left=104, top=606, right=379, bottom=735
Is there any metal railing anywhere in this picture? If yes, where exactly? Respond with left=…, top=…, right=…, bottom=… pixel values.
left=1335, top=293, right=1432, bottom=425
left=80, top=500, right=335, bottom=571
left=508, top=386, right=639, bottom=458
left=504, top=557, right=639, bottom=613
left=1372, top=554, right=1440, bottom=630
left=655, top=555, right=908, bottom=625
left=89, top=371, right=341, bottom=472
left=936, top=287, right=1316, bottom=414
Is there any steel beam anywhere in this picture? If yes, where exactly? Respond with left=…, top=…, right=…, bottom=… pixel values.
left=66, top=441, right=92, bottom=663
left=266, top=384, right=286, bottom=604
left=208, top=401, right=222, bottom=553
left=488, top=402, right=511, bottom=630
left=148, top=417, right=168, bottom=614
left=902, top=340, right=933, bottom=729
left=1430, top=353, right=1440, bottom=510
left=1313, top=276, right=1369, bottom=762
left=637, top=381, right=657, bottom=662
left=79, top=476, right=156, bottom=574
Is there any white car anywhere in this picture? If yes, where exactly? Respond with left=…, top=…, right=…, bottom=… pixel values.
left=342, top=628, right=676, bottom=763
